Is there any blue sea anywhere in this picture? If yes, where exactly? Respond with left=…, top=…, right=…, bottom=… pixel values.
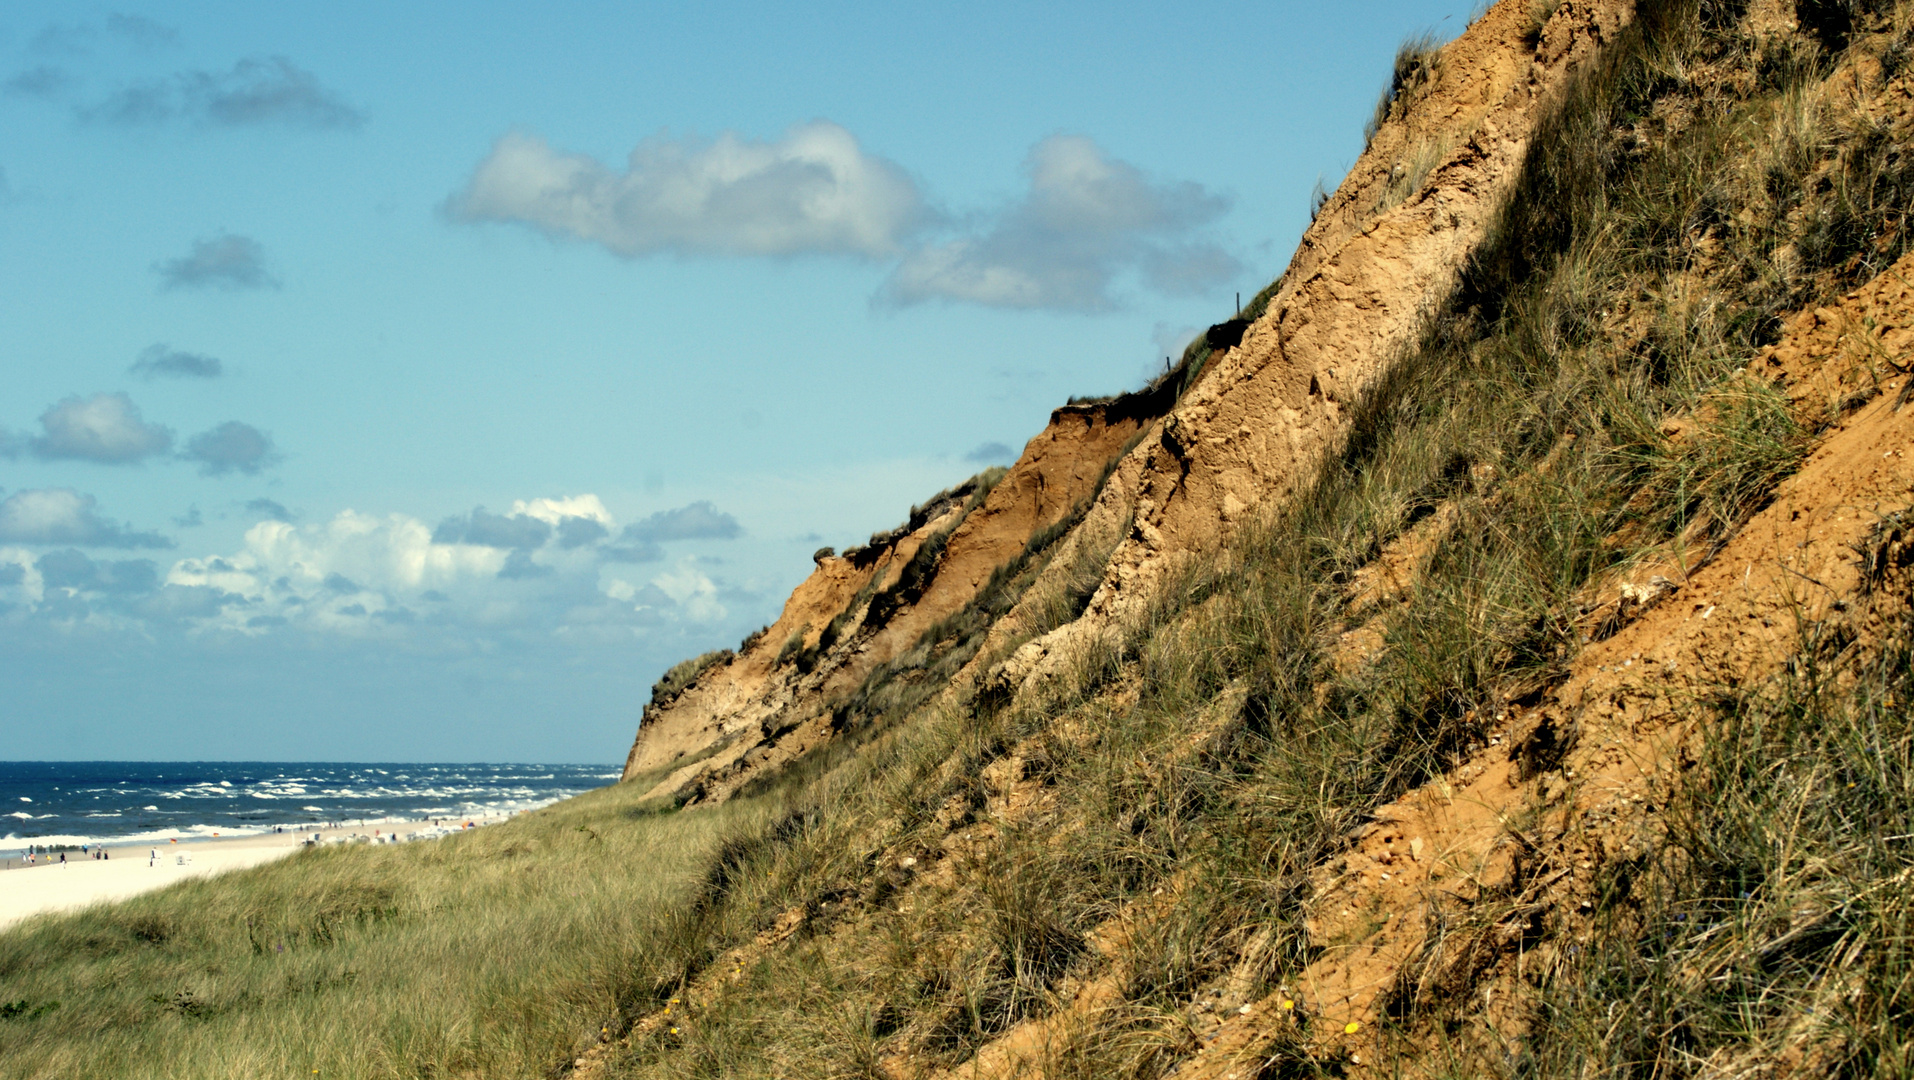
left=0, top=762, right=620, bottom=847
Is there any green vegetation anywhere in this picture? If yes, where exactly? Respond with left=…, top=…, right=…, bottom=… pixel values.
left=8, top=1, right=1914, bottom=1076
left=0, top=777, right=783, bottom=1079
left=649, top=650, right=733, bottom=708
left=1523, top=517, right=1914, bottom=1075
left=1365, top=30, right=1445, bottom=144
left=576, top=3, right=1911, bottom=1073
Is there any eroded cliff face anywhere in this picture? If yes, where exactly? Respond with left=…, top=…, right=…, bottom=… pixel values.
left=621, top=0, right=1634, bottom=802
left=981, top=0, right=1634, bottom=694
left=574, top=2, right=1914, bottom=1076
left=622, top=392, right=1165, bottom=797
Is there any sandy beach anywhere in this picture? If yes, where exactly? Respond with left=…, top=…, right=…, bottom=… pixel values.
left=0, top=814, right=507, bottom=930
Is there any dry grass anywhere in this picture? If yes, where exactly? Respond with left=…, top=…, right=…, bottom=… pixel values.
left=1365, top=32, right=1446, bottom=145
left=0, top=775, right=785, bottom=1080
left=12, top=2, right=1914, bottom=1077
left=587, top=4, right=1905, bottom=1074
left=1525, top=524, right=1914, bottom=1075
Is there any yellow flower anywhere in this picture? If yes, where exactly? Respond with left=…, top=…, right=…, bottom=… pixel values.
left=1280, top=999, right=1295, bottom=1010
left=1344, top=1021, right=1362, bottom=1035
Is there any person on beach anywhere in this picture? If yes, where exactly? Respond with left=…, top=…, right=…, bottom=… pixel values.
left=59, top=852, right=66, bottom=865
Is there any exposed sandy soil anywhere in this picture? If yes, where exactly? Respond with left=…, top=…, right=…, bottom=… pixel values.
left=1157, top=252, right=1914, bottom=1079
left=630, top=252, right=1914, bottom=1080
left=991, top=0, right=1636, bottom=699
left=586, top=2, right=1914, bottom=1075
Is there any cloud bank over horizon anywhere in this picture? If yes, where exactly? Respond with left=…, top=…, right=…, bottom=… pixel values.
left=0, top=493, right=754, bottom=648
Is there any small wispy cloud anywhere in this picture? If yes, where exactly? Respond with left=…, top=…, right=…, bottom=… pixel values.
left=0, top=488, right=172, bottom=549
left=155, top=234, right=278, bottom=292
left=432, top=507, right=553, bottom=550
left=181, top=421, right=279, bottom=476
left=31, top=14, right=178, bottom=56
left=964, top=441, right=1017, bottom=464
left=620, top=501, right=742, bottom=543
left=86, top=57, right=363, bottom=129
left=4, top=66, right=71, bottom=98
left=245, top=498, right=293, bottom=523
left=130, top=343, right=224, bottom=379
left=103, top=14, right=180, bottom=51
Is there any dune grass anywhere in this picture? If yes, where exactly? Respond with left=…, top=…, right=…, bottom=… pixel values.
left=1521, top=529, right=1914, bottom=1076
left=9, top=2, right=1914, bottom=1077
left=581, top=2, right=1914, bottom=1073
left=0, top=777, right=785, bottom=1080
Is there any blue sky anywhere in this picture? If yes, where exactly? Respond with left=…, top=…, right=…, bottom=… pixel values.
left=0, top=1, right=1476, bottom=762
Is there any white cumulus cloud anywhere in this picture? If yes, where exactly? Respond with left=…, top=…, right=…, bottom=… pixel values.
left=882, top=134, right=1239, bottom=311
left=0, top=488, right=172, bottom=548
left=448, top=121, right=926, bottom=258
left=31, top=392, right=173, bottom=463
left=141, top=495, right=747, bottom=636
left=510, top=493, right=612, bottom=527
left=641, top=559, right=726, bottom=624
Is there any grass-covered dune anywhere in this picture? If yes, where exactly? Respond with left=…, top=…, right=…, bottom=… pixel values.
left=11, top=0, right=1914, bottom=1076
left=0, top=776, right=780, bottom=1080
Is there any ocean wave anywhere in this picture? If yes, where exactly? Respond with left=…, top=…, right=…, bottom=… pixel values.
left=5, top=823, right=271, bottom=847
left=5, top=833, right=104, bottom=849
left=0, top=764, right=611, bottom=843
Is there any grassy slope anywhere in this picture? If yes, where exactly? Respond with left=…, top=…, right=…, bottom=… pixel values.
left=0, top=777, right=785, bottom=1080
left=587, top=3, right=1914, bottom=1074
left=8, top=1, right=1914, bottom=1077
